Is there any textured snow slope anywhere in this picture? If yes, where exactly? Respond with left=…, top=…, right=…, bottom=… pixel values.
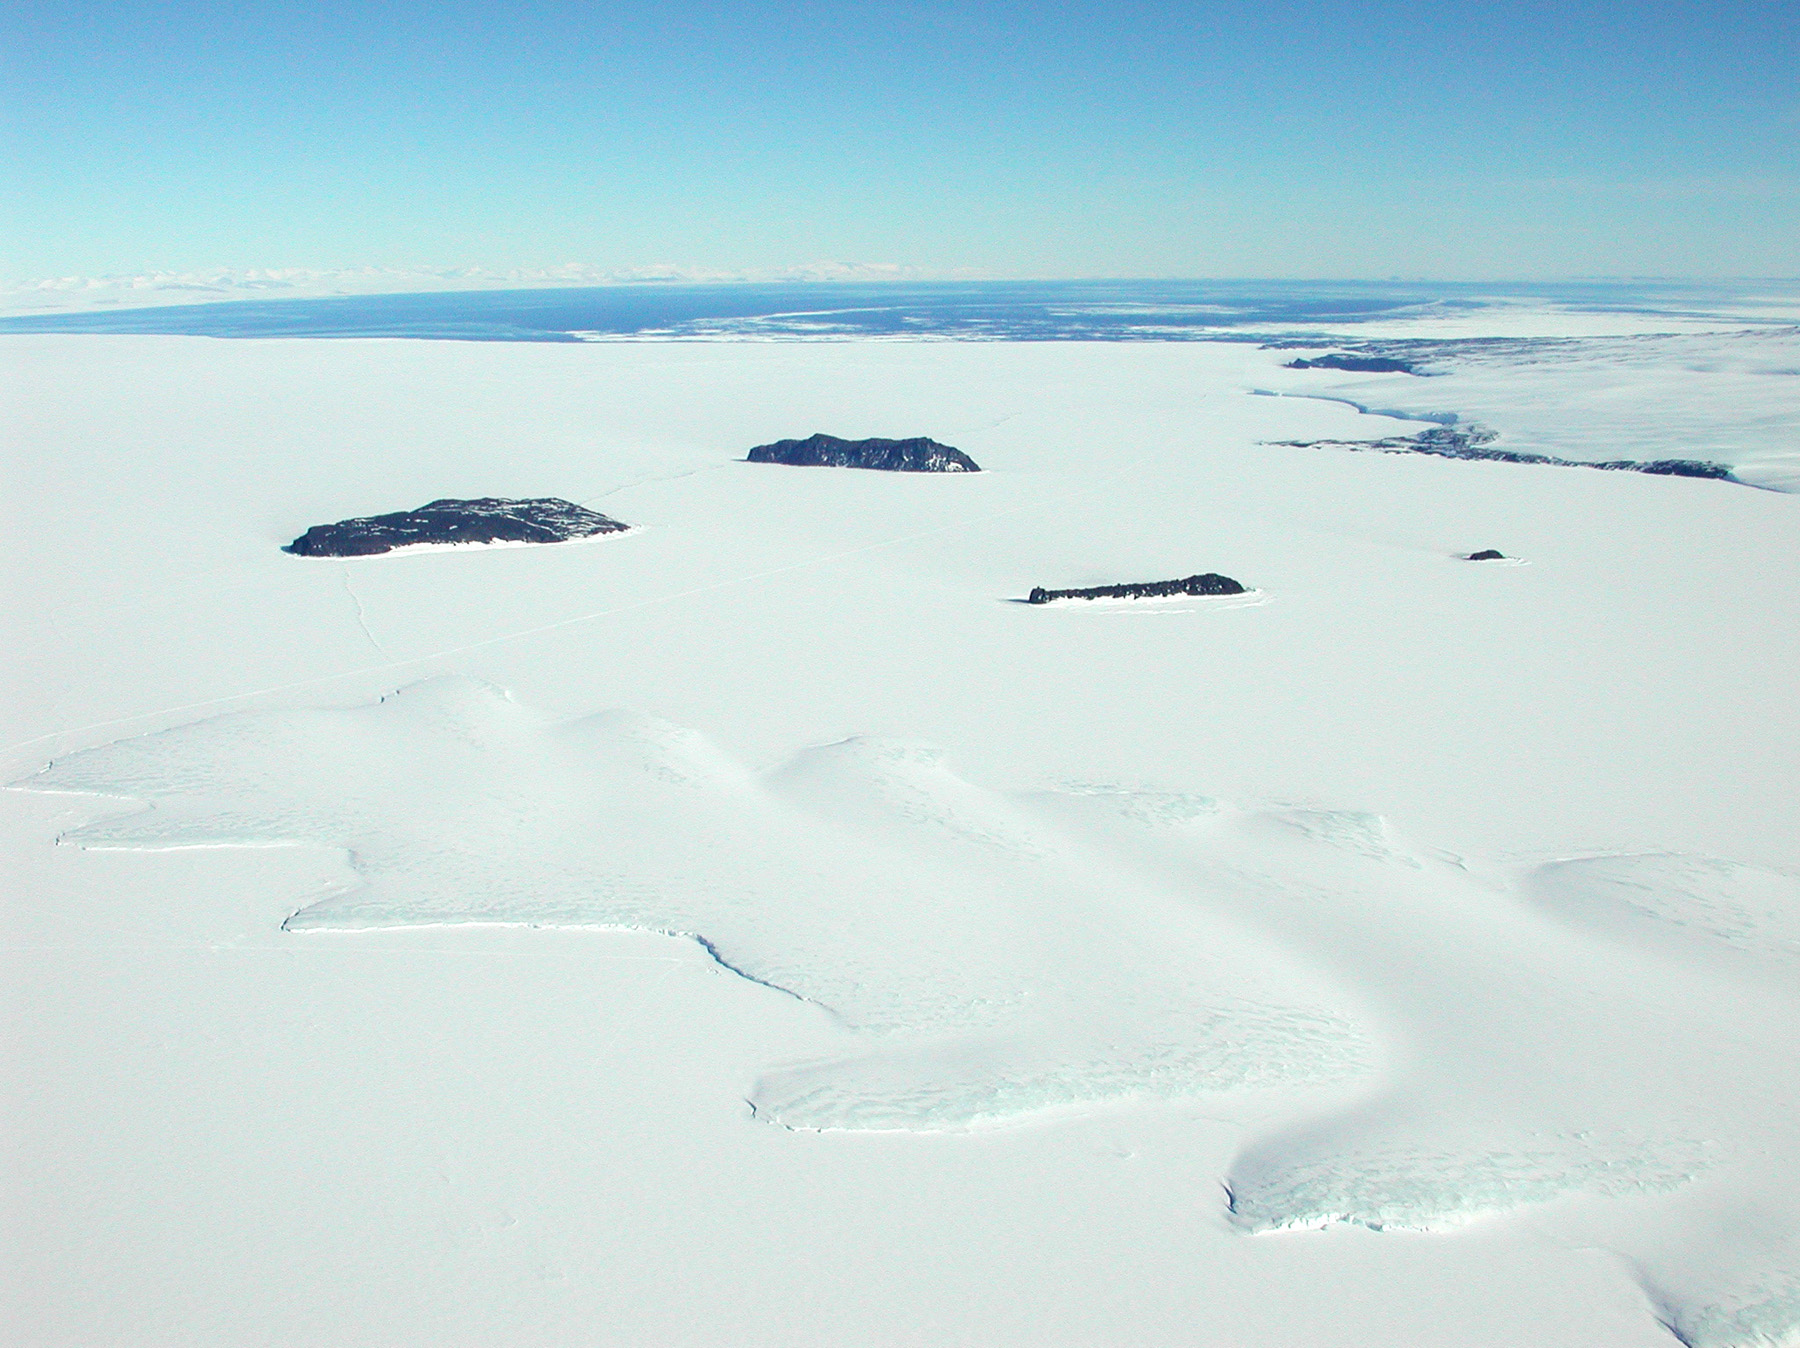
left=4, top=328, right=1797, bottom=1347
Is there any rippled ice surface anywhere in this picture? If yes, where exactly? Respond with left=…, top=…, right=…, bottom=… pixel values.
left=21, top=677, right=1800, bottom=1346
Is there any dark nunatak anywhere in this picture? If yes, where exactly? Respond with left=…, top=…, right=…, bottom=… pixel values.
left=284, top=498, right=629, bottom=557
left=1465, top=549, right=1509, bottom=561
left=746, top=433, right=981, bottom=473
left=1028, top=574, right=1246, bottom=604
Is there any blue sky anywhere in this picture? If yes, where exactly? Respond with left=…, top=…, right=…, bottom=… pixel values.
left=4, top=0, right=1796, bottom=281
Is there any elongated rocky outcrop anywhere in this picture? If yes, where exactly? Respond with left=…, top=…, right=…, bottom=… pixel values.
left=746, top=433, right=980, bottom=472
left=284, top=498, right=629, bottom=557
left=1269, top=425, right=1736, bottom=481
left=1028, top=574, right=1246, bottom=604
left=1286, top=353, right=1418, bottom=374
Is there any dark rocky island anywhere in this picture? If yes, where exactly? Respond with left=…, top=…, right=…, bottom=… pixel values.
left=1268, top=425, right=1736, bottom=483
left=1028, top=574, right=1246, bottom=604
left=1465, top=549, right=1508, bottom=561
left=284, top=498, right=629, bottom=557
left=746, top=433, right=980, bottom=472
left=1286, top=353, right=1419, bottom=374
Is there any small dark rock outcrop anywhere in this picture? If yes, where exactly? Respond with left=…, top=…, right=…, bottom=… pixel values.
left=1465, top=549, right=1508, bottom=561
left=284, top=498, right=629, bottom=557
left=1286, top=353, right=1418, bottom=374
left=746, top=433, right=980, bottom=472
left=1028, top=574, right=1246, bottom=604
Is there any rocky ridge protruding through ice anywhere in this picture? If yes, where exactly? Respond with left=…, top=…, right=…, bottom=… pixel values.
left=746, top=433, right=981, bottom=472
left=1268, top=425, right=1739, bottom=482
left=1027, top=574, right=1246, bottom=604
left=284, top=497, right=630, bottom=556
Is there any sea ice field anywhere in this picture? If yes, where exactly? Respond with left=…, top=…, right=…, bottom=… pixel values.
left=3, top=282, right=1798, bottom=1346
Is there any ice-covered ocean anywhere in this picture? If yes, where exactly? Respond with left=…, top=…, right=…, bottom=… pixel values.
left=3, top=281, right=1798, bottom=1347
left=1, top=275, right=1794, bottom=342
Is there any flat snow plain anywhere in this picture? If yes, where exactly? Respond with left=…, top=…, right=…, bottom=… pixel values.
left=4, top=317, right=1799, bottom=1347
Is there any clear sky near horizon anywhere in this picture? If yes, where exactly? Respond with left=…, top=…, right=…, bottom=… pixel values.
left=3, top=0, right=1796, bottom=283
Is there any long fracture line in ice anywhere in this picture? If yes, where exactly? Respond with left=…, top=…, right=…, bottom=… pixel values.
left=581, top=462, right=729, bottom=503
left=3, top=494, right=1063, bottom=762
left=340, top=565, right=389, bottom=659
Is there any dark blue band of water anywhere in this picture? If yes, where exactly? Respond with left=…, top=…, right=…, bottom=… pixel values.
left=0, top=278, right=1777, bottom=343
